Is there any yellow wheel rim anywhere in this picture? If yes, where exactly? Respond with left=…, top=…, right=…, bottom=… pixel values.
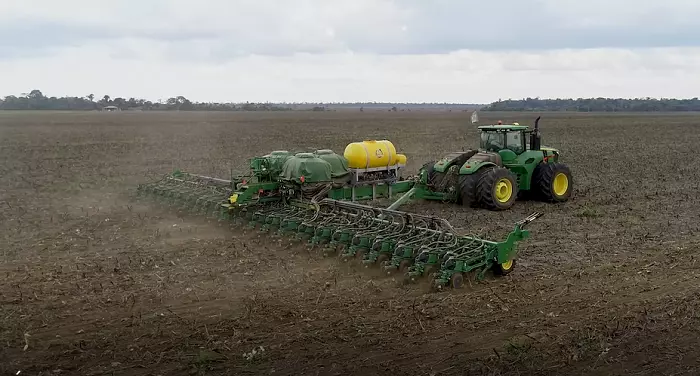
left=495, top=178, right=513, bottom=203
left=553, top=172, right=568, bottom=196
left=502, top=259, right=513, bottom=270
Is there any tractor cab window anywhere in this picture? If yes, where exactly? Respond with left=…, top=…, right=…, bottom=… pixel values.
left=505, top=131, right=524, bottom=154
left=480, top=131, right=504, bottom=151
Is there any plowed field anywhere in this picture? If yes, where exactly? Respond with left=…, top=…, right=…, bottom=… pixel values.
left=2, top=110, right=700, bottom=376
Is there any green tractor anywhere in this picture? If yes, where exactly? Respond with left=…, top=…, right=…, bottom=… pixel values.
left=414, top=116, right=572, bottom=210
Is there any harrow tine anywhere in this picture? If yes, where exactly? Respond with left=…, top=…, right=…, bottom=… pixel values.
left=136, top=172, right=232, bottom=218
left=138, top=169, right=542, bottom=292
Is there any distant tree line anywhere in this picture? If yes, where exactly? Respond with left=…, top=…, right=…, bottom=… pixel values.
left=0, top=91, right=482, bottom=111
left=0, top=90, right=291, bottom=111
left=482, top=97, right=700, bottom=112
left=3, top=90, right=700, bottom=112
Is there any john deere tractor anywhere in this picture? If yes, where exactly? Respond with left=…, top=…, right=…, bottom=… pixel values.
left=413, top=116, right=572, bottom=210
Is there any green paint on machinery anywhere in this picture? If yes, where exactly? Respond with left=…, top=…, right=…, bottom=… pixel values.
left=401, top=116, right=574, bottom=211
left=138, top=140, right=414, bottom=217
left=228, top=198, right=542, bottom=290
left=136, top=139, right=543, bottom=290
left=220, top=142, right=413, bottom=208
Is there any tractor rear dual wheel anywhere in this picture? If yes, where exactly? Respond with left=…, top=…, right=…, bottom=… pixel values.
left=423, top=160, right=465, bottom=198
left=475, top=167, right=518, bottom=210
left=532, top=163, right=572, bottom=202
left=421, top=160, right=435, bottom=182
left=458, top=171, right=481, bottom=207
left=421, top=160, right=445, bottom=188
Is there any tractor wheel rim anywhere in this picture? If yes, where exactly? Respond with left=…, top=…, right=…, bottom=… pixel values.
left=502, top=259, right=513, bottom=270
left=553, top=172, right=568, bottom=196
left=495, top=179, right=513, bottom=203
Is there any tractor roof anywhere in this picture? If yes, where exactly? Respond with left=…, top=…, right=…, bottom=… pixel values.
left=478, top=124, right=529, bottom=131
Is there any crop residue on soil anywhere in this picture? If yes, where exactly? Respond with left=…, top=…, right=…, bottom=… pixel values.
left=2, top=110, right=700, bottom=375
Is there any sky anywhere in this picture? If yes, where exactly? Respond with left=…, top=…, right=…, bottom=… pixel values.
left=1, top=0, right=700, bottom=103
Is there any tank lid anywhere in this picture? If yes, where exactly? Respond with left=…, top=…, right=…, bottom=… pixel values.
left=270, top=150, right=289, bottom=155
left=295, top=152, right=315, bottom=158
left=315, top=149, right=334, bottom=155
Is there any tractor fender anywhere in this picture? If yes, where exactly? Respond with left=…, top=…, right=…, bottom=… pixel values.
left=540, top=146, right=560, bottom=163
left=432, top=150, right=478, bottom=173
left=459, top=161, right=497, bottom=175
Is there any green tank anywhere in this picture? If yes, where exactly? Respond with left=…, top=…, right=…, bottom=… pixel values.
left=314, top=149, right=350, bottom=186
left=314, top=149, right=349, bottom=178
left=281, top=152, right=332, bottom=184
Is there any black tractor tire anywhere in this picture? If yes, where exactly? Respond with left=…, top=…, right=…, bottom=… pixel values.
left=420, top=160, right=444, bottom=188
left=476, top=167, right=518, bottom=210
left=532, top=163, right=572, bottom=202
left=430, top=170, right=446, bottom=189
left=457, top=167, right=491, bottom=207
left=420, top=160, right=435, bottom=182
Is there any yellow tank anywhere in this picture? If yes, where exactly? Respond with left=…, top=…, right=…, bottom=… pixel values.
left=343, top=140, right=407, bottom=169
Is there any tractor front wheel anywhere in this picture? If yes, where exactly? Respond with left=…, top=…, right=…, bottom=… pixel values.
left=476, top=167, right=518, bottom=210
left=533, top=163, right=572, bottom=202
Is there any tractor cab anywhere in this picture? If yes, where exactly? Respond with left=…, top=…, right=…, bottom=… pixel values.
left=478, top=124, right=529, bottom=154
left=478, top=117, right=546, bottom=162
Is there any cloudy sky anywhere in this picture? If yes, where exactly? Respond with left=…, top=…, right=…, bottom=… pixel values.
left=1, top=0, right=699, bottom=103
